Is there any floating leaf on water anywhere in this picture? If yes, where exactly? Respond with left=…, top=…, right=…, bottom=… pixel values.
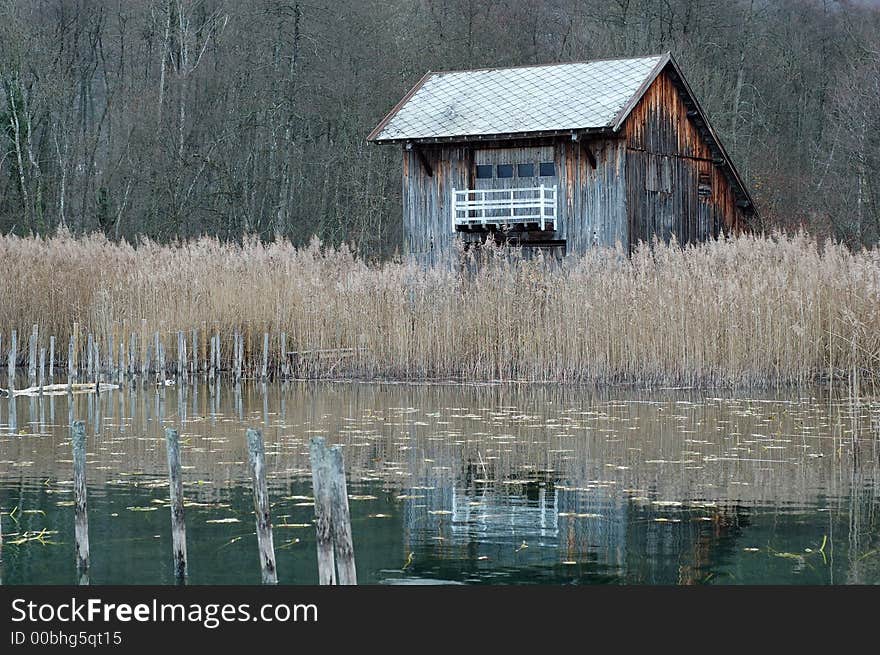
left=275, top=523, right=311, bottom=529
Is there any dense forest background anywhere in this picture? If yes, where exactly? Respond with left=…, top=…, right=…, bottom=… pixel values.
left=1, top=0, right=879, bottom=256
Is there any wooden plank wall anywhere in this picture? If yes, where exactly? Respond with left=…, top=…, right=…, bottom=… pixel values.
left=623, top=70, right=745, bottom=250
left=557, top=138, right=628, bottom=256
left=402, top=145, right=472, bottom=267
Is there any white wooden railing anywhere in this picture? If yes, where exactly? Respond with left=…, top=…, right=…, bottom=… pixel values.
left=452, top=185, right=557, bottom=230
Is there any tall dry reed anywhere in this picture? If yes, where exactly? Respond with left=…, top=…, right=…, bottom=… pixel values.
left=0, top=229, right=878, bottom=387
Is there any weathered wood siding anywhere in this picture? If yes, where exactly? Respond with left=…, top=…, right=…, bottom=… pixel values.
left=557, top=138, right=628, bottom=255
left=402, top=145, right=471, bottom=266
left=622, top=69, right=746, bottom=249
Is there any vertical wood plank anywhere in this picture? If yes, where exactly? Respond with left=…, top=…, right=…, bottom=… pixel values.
left=164, top=427, right=188, bottom=581
left=246, top=428, right=277, bottom=584
left=309, top=437, right=336, bottom=585
left=328, top=446, right=357, bottom=585
left=71, top=420, right=90, bottom=577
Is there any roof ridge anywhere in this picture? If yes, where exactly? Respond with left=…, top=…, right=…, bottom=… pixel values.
left=428, top=52, right=669, bottom=77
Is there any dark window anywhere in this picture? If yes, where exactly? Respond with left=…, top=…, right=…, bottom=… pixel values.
left=496, top=164, right=514, bottom=178
left=539, top=161, right=556, bottom=177
left=517, top=163, right=535, bottom=178
left=698, top=172, right=711, bottom=198
left=476, top=164, right=493, bottom=179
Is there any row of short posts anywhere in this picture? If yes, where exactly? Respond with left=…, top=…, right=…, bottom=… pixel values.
left=67, top=422, right=356, bottom=585
left=2, top=326, right=300, bottom=391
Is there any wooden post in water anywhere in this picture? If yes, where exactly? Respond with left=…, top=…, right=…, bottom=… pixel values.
left=71, top=322, right=79, bottom=381
left=309, top=437, right=337, bottom=585
left=7, top=330, right=16, bottom=389
left=86, top=334, right=94, bottom=381
left=28, top=325, right=37, bottom=386
left=164, top=428, right=188, bottom=581
left=158, top=336, right=166, bottom=384
left=67, top=337, right=74, bottom=389
left=38, top=348, right=45, bottom=393
left=176, top=331, right=185, bottom=382
left=234, top=332, right=242, bottom=384
left=107, top=333, right=115, bottom=382
left=328, top=446, right=357, bottom=585
left=71, top=421, right=90, bottom=577
left=246, top=428, right=277, bottom=584
left=191, top=329, right=198, bottom=380
left=209, top=334, right=216, bottom=380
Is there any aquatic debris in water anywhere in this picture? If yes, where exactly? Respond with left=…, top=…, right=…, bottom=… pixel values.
left=515, top=540, right=528, bottom=552
left=126, top=506, right=158, bottom=512
left=206, top=518, right=240, bottom=524
left=5, top=528, right=59, bottom=546
left=275, top=522, right=311, bottom=529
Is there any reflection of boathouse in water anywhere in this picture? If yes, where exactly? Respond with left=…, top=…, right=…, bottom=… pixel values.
left=400, top=470, right=747, bottom=583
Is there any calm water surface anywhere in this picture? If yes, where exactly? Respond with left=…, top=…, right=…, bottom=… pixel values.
left=1, top=380, right=878, bottom=585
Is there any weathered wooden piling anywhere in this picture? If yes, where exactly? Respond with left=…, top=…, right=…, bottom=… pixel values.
left=234, top=332, right=243, bottom=383
left=7, top=330, right=16, bottom=388
left=176, top=331, right=186, bottom=381
left=158, top=337, right=166, bottom=383
left=246, top=428, right=277, bottom=584
left=49, top=336, right=55, bottom=381
left=209, top=334, right=217, bottom=380
left=164, top=428, right=188, bottom=581
left=71, top=421, right=90, bottom=576
left=328, top=446, right=357, bottom=585
left=309, top=437, right=337, bottom=585
left=28, top=325, right=37, bottom=386
left=86, top=333, right=94, bottom=381
left=67, top=337, right=75, bottom=388
left=38, top=348, right=45, bottom=393
left=71, top=322, right=79, bottom=381
left=191, top=329, right=198, bottom=379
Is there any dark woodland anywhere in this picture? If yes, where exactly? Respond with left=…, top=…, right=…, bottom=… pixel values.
left=1, top=0, right=879, bottom=255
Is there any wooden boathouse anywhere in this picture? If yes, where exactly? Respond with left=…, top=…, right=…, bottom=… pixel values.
left=367, top=52, right=757, bottom=263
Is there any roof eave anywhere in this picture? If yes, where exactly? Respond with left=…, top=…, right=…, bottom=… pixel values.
left=366, top=70, right=434, bottom=143
left=370, top=126, right=614, bottom=146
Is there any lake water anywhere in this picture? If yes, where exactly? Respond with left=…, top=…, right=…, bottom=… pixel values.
left=1, top=380, right=878, bottom=585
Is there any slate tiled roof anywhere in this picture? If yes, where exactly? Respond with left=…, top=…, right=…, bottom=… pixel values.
left=368, top=54, right=667, bottom=143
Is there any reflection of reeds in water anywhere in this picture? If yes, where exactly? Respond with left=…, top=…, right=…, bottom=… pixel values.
left=1, top=381, right=878, bottom=582
left=1, top=230, right=879, bottom=386
left=2, top=381, right=877, bottom=506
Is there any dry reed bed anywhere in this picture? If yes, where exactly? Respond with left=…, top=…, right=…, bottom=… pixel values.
left=0, top=230, right=878, bottom=387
